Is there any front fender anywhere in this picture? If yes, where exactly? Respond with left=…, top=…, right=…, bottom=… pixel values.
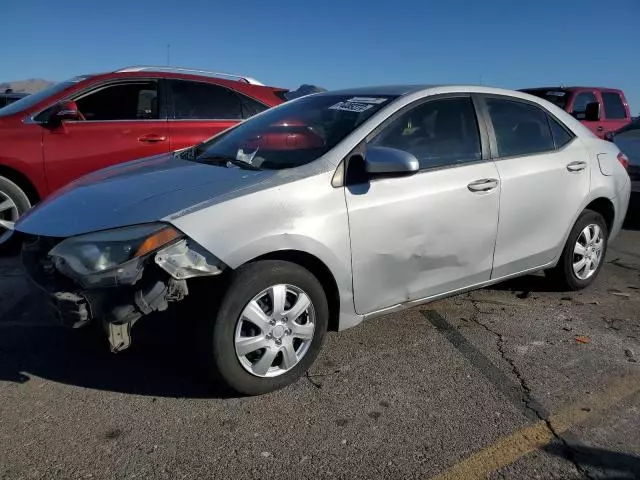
left=169, top=171, right=363, bottom=330
left=198, top=232, right=362, bottom=331
left=0, top=154, right=47, bottom=200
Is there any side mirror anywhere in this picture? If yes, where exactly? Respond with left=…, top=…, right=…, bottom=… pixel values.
left=49, top=101, right=81, bottom=124
left=364, top=146, right=419, bottom=175
left=584, top=102, right=601, bottom=122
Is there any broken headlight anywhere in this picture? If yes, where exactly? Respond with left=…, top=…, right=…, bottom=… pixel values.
left=49, top=223, right=182, bottom=282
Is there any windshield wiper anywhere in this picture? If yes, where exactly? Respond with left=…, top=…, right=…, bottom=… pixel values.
left=197, top=155, right=262, bottom=170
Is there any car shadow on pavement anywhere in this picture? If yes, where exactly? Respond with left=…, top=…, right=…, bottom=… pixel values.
left=544, top=443, right=640, bottom=479
left=0, top=303, right=237, bottom=399
left=487, top=272, right=563, bottom=295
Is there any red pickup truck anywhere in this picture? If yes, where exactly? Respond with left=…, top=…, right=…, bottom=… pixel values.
left=519, top=86, right=632, bottom=139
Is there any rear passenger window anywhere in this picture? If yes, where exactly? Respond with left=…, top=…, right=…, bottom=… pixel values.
left=170, top=80, right=242, bottom=120
left=601, top=92, right=626, bottom=119
left=548, top=116, right=573, bottom=149
left=370, top=97, right=482, bottom=169
left=486, top=98, right=554, bottom=157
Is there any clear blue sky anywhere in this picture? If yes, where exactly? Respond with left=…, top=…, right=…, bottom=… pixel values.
left=2, top=0, right=639, bottom=113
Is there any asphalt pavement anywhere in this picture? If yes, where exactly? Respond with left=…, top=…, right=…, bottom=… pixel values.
left=1, top=212, right=639, bottom=479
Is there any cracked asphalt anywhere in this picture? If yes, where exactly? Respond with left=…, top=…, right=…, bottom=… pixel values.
left=1, top=211, right=640, bottom=479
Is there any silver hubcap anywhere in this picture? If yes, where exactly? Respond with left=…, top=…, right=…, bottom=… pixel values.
left=573, top=224, right=604, bottom=280
left=0, top=191, right=19, bottom=223
left=234, top=284, right=315, bottom=378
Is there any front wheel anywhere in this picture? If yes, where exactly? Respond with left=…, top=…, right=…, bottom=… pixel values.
left=202, top=260, right=329, bottom=395
left=546, top=209, right=608, bottom=290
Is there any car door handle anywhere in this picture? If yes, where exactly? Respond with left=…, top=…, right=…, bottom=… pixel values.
left=467, top=178, right=499, bottom=192
left=138, top=134, right=167, bottom=143
left=597, top=126, right=604, bottom=132
left=566, top=161, right=587, bottom=172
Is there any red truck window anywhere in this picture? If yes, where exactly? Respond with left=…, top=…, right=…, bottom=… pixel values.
left=601, top=92, right=627, bottom=119
left=571, top=92, right=597, bottom=118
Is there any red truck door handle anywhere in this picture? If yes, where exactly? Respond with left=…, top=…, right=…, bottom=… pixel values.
left=138, top=134, right=167, bottom=143
left=597, top=126, right=604, bottom=132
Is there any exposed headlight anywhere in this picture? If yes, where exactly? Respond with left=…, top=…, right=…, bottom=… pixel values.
left=49, top=223, right=182, bottom=277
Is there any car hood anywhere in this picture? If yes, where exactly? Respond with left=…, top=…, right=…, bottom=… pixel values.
left=15, top=153, right=274, bottom=237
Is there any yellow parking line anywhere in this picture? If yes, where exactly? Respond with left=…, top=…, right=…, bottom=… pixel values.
left=430, top=375, right=640, bottom=480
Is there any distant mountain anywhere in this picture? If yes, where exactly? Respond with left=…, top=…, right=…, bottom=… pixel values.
left=0, top=79, right=55, bottom=94
left=284, top=84, right=327, bottom=100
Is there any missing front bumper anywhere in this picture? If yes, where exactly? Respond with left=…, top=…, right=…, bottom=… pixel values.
left=21, top=233, right=192, bottom=352
left=42, top=276, right=190, bottom=352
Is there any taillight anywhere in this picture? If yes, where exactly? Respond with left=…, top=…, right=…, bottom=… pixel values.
left=617, top=152, right=629, bottom=170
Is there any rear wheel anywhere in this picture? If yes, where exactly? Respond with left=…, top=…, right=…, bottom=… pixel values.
left=201, top=260, right=328, bottom=395
left=0, top=176, right=31, bottom=254
left=546, top=209, right=608, bottom=290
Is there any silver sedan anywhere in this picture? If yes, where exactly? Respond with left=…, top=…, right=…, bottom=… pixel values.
left=9, top=85, right=631, bottom=395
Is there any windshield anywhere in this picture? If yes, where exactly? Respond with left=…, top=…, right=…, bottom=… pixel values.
left=520, top=89, right=570, bottom=109
left=184, top=93, right=398, bottom=170
left=0, top=77, right=89, bottom=117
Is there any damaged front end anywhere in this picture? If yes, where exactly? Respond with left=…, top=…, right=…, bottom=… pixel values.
left=20, top=223, right=225, bottom=352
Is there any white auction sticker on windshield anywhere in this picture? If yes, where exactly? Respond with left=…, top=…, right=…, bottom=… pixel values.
left=346, top=97, right=388, bottom=104
left=329, top=102, right=374, bottom=113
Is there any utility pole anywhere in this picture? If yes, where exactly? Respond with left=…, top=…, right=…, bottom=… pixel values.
left=167, top=44, right=171, bottom=66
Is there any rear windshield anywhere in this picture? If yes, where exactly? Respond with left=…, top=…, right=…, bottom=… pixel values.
left=185, top=93, right=397, bottom=170
left=520, top=89, right=569, bottom=109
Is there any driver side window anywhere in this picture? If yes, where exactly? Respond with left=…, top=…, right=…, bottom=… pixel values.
left=570, top=92, right=597, bottom=118
left=369, top=97, right=482, bottom=169
left=74, top=81, right=159, bottom=121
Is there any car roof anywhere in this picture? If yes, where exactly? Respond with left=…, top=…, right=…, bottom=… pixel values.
left=322, top=85, right=441, bottom=96
left=522, top=86, right=625, bottom=93
left=317, top=84, right=554, bottom=99
left=69, top=66, right=285, bottom=93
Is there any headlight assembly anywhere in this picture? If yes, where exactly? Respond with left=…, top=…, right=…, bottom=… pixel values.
left=49, top=223, right=182, bottom=283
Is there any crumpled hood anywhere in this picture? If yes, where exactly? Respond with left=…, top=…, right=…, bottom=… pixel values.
left=15, top=153, right=272, bottom=237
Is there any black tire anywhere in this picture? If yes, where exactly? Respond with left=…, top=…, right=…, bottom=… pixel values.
left=200, top=260, right=329, bottom=396
left=0, top=176, right=31, bottom=255
left=546, top=209, right=608, bottom=290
